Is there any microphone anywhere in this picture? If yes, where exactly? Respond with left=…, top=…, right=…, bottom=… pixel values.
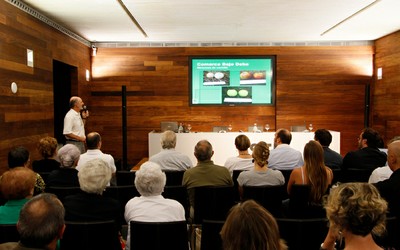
left=82, top=105, right=88, bottom=112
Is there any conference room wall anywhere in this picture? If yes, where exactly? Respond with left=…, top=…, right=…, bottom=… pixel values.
left=0, top=1, right=91, bottom=174
left=87, top=46, right=372, bottom=166
left=372, top=30, right=400, bottom=144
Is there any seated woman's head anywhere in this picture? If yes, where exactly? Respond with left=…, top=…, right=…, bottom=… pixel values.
left=78, top=159, right=112, bottom=195
left=252, top=141, right=270, bottom=167
left=235, top=135, right=251, bottom=151
left=57, top=144, right=80, bottom=168
left=134, top=161, right=166, bottom=197
left=221, top=200, right=287, bottom=250
left=37, top=136, right=58, bottom=159
left=0, top=167, right=36, bottom=200
left=325, top=182, right=387, bottom=237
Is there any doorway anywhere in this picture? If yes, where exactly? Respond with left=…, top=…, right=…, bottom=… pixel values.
left=53, top=60, right=77, bottom=144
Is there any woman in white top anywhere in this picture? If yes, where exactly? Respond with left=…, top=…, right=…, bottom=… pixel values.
left=237, top=141, right=285, bottom=199
left=224, top=135, right=253, bottom=174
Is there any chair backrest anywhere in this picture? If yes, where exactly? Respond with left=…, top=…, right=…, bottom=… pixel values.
left=37, top=172, right=51, bottom=184
left=0, top=224, right=19, bottom=244
left=164, top=171, right=185, bottom=186
left=116, top=171, right=136, bottom=186
left=162, top=185, right=189, bottom=218
left=61, top=220, right=121, bottom=250
left=279, top=169, right=292, bottom=199
left=242, top=185, right=284, bottom=217
left=45, top=186, right=82, bottom=202
left=103, top=185, right=139, bottom=224
left=130, top=220, right=189, bottom=250
left=288, top=184, right=326, bottom=218
left=339, top=168, right=374, bottom=183
left=276, top=217, right=329, bottom=250
left=373, top=216, right=400, bottom=249
left=232, top=170, right=243, bottom=202
left=200, top=220, right=225, bottom=250
left=193, top=186, right=235, bottom=224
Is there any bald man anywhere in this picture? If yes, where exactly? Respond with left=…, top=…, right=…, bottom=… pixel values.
left=374, top=140, right=400, bottom=217
left=63, top=96, right=89, bottom=153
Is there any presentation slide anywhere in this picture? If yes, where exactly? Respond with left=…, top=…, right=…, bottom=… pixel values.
left=190, top=57, right=274, bottom=105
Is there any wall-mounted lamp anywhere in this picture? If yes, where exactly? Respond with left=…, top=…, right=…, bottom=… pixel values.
left=27, top=49, right=34, bottom=67
left=91, top=45, right=97, bottom=57
left=86, top=69, right=90, bottom=81
left=377, top=67, right=383, bottom=80
left=11, top=82, right=18, bottom=94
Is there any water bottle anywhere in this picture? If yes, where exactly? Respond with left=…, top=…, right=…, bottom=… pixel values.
left=178, top=123, right=184, bottom=133
left=253, top=123, right=258, bottom=133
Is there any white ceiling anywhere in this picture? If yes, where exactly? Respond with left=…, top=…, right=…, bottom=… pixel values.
left=20, top=0, right=400, bottom=43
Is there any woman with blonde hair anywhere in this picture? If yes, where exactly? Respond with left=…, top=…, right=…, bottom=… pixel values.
left=287, top=140, right=333, bottom=204
left=321, top=183, right=387, bottom=250
left=221, top=199, right=287, bottom=250
left=32, top=136, right=60, bottom=173
left=237, top=141, right=284, bottom=198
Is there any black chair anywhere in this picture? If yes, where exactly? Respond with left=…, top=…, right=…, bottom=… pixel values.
left=103, top=185, right=139, bottom=224
left=0, top=224, right=19, bottom=244
left=232, top=170, right=244, bottom=202
left=331, top=168, right=342, bottom=184
left=45, top=186, right=82, bottom=202
left=37, top=172, right=51, bottom=184
left=339, top=168, right=374, bottom=183
left=200, top=220, right=225, bottom=250
left=276, top=217, right=329, bottom=250
left=60, top=220, right=121, bottom=250
left=242, top=185, right=284, bottom=217
left=288, top=184, right=326, bottom=218
left=116, top=171, right=136, bottom=186
left=279, top=169, right=292, bottom=199
left=163, top=185, right=189, bottom=218
left=130, top=220, right=189, bottom=250
left=193, top=186, right=235, bottom=224
left=164, top=171, right=185, bottom=186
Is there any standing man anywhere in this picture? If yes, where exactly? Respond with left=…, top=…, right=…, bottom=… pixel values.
left=63, top=96, right=89, bottom=153
left=268, top=128, right=303, bottom=170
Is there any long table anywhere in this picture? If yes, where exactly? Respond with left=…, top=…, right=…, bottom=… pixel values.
left=149, top=131, right=340, bottom=166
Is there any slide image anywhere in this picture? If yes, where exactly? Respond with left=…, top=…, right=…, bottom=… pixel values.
left=222, top=86, right=252, bottom=104
left=239, top=70, right=267, bottom=85
left=203, top=71, right=230, bottom=86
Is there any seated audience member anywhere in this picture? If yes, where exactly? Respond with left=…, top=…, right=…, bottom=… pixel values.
left=8, top=146, right=45, bottom=195
left=369, top=136, right=400, bottom=184
left=182, top=140, right=233, bottom=214
left=224, top=134, right=253, bottom=174
left=0, top=167, right=36, bottom=224
left=342, top=128, right=387, bottom=171
left=314, top=129, right=343, bottom=169
left=63, top=158, right=120, bottom=222
left=287, top=141, right=333, bottom=205
left=321, top=183, right=387, bottom=250
left=32, top=136, right=60, bottom=173
left=76, top=132, right=116, bottom=173
left=268, top=129, right=303, bottom=170
left=46, top=144, right=80, bottom=187
left=220, top=200, right=287, bottom=250
left=124, top=161, right=185, bottom=250
left=237, top=141, right=284, bottom=198
left=149, top=130, right=193, bottom=171
left=374, top=140, right=400, bottom=217
left=0, top=193, right=65, bottom=250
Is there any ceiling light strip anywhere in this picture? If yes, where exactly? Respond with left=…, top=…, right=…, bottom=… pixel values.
left=5, top=0, right=91, bottom=47
left=116, top=0, right=148, bottom=38
left=321, top=0, right=382, bottom=36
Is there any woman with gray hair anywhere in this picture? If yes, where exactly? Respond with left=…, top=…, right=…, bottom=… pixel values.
left=46, top=144, right=80, bottom=187
left=63, top=158, right=122, bottom=249
left=124, top=161, right=185, bottom=250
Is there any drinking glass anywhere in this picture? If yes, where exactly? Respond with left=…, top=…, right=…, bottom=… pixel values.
left=308, top=123, right=313, bottom=132
left=187, top=124, right=192, bottom=133
left=265, top=124, right=270, bottom=132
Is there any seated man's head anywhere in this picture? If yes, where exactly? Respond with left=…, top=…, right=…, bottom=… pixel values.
left=325, top=182, right=387, bottom=237
left=359, top=128, right=382, bottom=149
left=8, top=146, right=30, bottom=168
left=274, top=129, right=291, bottom=148
left=161, top=130, right=177, bottom=149
left=57, top=144, right=80, bottom=168
left=134, top=161, right=166, bottom=197
left=18, top=193, right=65, bottom=249
left=314, top=129, right=332, bottom=147
left=78, top=159, right=112, bottom=195
left=194, top=140, right=213, bottom=162
left=0, top=167, right=36, bottom=200
left=86, top=132, right=102, bottom=150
